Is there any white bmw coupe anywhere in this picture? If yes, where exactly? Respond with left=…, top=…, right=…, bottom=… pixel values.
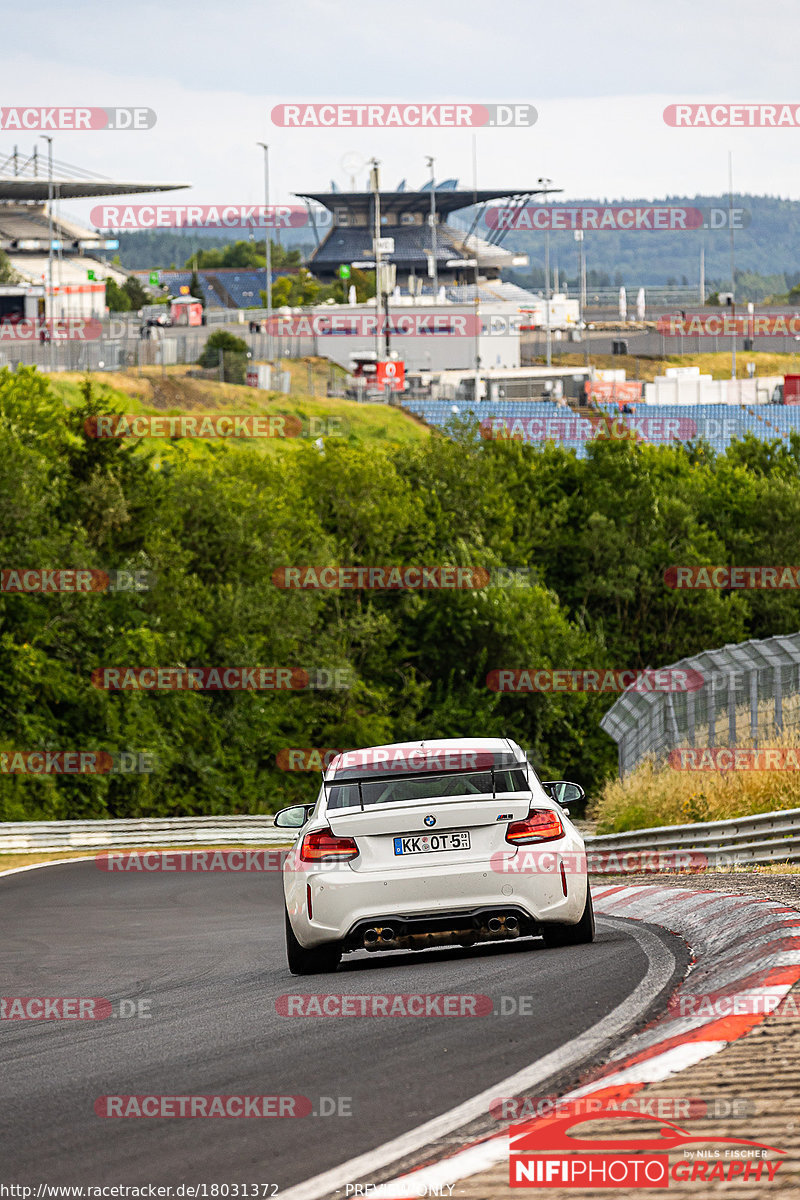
left=276, top=738, right=593, bottom=975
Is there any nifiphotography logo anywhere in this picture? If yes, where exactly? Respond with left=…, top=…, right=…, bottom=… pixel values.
left=509, top=1101, right=785, bottom=1188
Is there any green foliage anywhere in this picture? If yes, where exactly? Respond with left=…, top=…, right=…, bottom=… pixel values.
left=105, top=279, right=131, bottom=312
left=6, top=371, right=800, bottom=819
left=106, top=276, right=149, bottom=313
left=189, top=271, right=205, bottom=307
left=197, top=330, right=248, bottom=383
left=123, top=276, right=148, bottom=310
left=186, top=239, right=302, bottom=271
left=0, top=250, right=19, bottom=284
left=497, top=193, right=800, bottom=289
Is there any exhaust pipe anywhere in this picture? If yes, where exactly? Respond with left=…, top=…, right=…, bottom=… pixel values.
left=364, top=928, right=379, bottom=945
left=488, top=917, right=503, bottom=932
left=506, top=915, right=519, bottom=931
left=380, top=927, right=395, bottom=941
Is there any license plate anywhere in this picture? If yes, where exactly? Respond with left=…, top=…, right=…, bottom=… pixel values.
left=393, top=831, right=471, bottom=855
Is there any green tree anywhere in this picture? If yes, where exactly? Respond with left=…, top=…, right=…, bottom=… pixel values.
left=189, top=271, right=206, bottom=307
left=197, top=330, right=248, bottom=383
left=105, top=279, right=131, bottom=312
left=122, top=276, right=148, bottom=310
left=0, top=251, right=19, bottom=284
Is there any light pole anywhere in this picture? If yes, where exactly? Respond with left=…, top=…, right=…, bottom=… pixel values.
left=728, top=152, right=736, bottom=380
left=256, top=142, right=273, bottom=360
left=369, top=158, right=382, bottom=363
left=425, top=156, right=438, bottom=298
left=40, top=135, right=54, bottom=372
left=575, top=228, right=588, bottom=368
left=447, top=256, right=480, bottom=401
left=539, top=177, right=552, bottom=366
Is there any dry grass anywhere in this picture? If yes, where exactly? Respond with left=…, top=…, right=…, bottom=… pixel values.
left=47, top=362, right=428, bottom=449
left=529, top=350, right=797, bottom=383
left=592, top=726, right=800, bottom=833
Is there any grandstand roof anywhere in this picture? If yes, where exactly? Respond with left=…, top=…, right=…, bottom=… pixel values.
left=295, top=187, right=556, bottom=219
left=0, top=179, right=189, bottom=202
left=0, top=148, right=188, bottom=202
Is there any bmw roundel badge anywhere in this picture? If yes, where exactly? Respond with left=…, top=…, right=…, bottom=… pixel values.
left=423, top=815, right=436, bottom=827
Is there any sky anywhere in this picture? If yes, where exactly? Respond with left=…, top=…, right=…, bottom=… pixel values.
left=3, top=0, right=800, bottom=228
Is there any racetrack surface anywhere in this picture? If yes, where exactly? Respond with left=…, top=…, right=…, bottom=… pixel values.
left=0, top=862, right=683, bottom=1189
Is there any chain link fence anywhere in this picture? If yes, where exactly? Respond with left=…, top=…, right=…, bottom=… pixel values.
left=601, top=633, right=800, bottom=777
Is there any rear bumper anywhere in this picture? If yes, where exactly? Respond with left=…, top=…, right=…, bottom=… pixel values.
left=343, top=904, right=537, bottom=953
left=283, top=853, right=587, bottom=949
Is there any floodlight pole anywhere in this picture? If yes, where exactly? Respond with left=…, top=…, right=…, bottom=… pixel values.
left=257, top=142, right=273, bottom=360
left=425, top=156, right=438, bottom=298
left=728, top=152, right=736, bottom=380
left=370, top=159, right=382, bottom=362
left=40, top=135, right=54, bottom=372
left=539, top=177, right=553, bottom=366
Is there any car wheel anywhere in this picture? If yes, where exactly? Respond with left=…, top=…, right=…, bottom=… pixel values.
left=541, top=887, right=595, bottom=948
left=284, top=908, right=341, bottom=975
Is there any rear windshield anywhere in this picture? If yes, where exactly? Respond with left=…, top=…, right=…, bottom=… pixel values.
left=325, top=766, right=530, bottom=811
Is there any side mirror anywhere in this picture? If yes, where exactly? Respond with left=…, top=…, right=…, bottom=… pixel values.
left=542, top=781, right=585, bottom=807
left=274, top=804, right=313, bottom=829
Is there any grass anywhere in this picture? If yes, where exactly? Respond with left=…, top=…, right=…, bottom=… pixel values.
left=529, top=351, right=798, bottom=384
left=592, top=726, right=800, bottom=833
left=47, top=361, right=429, bottom=450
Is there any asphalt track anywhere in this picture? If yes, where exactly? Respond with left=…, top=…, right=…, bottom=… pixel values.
left=0, top=862, right=685, bottom=1189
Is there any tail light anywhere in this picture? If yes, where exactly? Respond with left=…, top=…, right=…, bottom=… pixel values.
left=300, top=826, right=359, bottom=862
left=506, top=808, right=564, bottom=845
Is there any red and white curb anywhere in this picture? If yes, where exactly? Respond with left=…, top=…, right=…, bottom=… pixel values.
left=359, top=884, right=800, bottom=1198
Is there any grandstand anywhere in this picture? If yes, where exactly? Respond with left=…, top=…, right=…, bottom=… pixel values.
left=0, top=146, right=188, bottom=317
left=401, top=398, right=800, bottom=457
left=129, top=267, right=293, bottom=309
left=294, top=180, right=543, bottom=289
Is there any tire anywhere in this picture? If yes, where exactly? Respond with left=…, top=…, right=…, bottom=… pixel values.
left=285, top=908, right=341, bottom=975
left=541, top=887, right=595, bottom=948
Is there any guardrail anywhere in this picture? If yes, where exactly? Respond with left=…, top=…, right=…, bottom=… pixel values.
left=1, top=808, right=798, bottom=865
left=585, top=807, right=800, bottom=869
left=0, top=815, right=296, bottom=852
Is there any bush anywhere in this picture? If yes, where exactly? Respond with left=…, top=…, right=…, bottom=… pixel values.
left=197, top=331, right=249, bottom=383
